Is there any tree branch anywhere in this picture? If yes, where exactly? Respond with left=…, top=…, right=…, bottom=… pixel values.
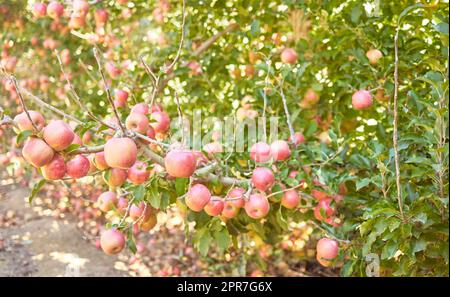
left=92, top=48, right=126, bottom=134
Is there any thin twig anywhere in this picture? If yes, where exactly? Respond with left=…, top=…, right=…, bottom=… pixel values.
left=164, top=0, right=187, bottom=73
left=174, top=92, right=185, bottom=145
left=278, top=79, right=295, bottom=142
left=10, top=76, right=39, bottom=131
left=92, top=48, right=126, bottom=134
left=55, top=50, right=114, bottom=130
left=393, top=27, right=404, bottom=222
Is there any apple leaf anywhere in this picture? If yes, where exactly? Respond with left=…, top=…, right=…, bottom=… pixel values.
left=28, top=179, right=46, bottom=204
left=16, top=130, right=33, bottom=145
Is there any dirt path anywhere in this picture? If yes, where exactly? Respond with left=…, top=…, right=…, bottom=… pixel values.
left=0, top=186, right=127, bottom=277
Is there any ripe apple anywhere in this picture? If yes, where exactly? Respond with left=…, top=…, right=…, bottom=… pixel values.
left=128, top=160, right=150, bottom=185
left=227, top=187, right=245, bottom=208
left=47, top=1, right=64, bottom=19
left=311, top=189, right=330, bottom=201
left=105, top=61, right=121, bottom=78
left=288, top=132, right=305, bottom=146
left=186, top=184, right=211, bottom=212
left=139, top=213, right=157, bottom=231
left=22, top=137, right=54, bottom=167
left=204, top=198, right=224, bottom=216
left=104, top=137, right=137, bottom=169
left=73, top=0, right=89, bottom=15
left=131, top=103, right=150, bottom=115
left=13, top=110, right=45, bottom=132
left=41, top=154, right=66, bottom=180
left=270, top=140, right=291, bottom=161
left=100, top=229, right=125, bottom=255
left=117, top=197, right=128, bottom=214
left=69, top=15, right=86, bottom=29
left=251, top=167, right=275, bottom=192
left=250, top=142, right=271, bottom=163
left=281, top=190, right=300, bottom=209
left=115, top=89, right=128, bottom=104
left=97, top=191, right=118, bottom=212
left=71, top=134, right=83, bottom=146
left=94, top=8, right=108, bottom=25
left=221, top=201, right=240, bottom=219
left=150, top=111, right=170, bottom=133
left=125, top=112, right=149, bottom=134
left=33, top=3, right=47, bottom=18
left=314, top=199, right=335, bottom=222
left=93, top=151, right=109, bottom=170
left=129, top=202, right=147, bottom=220
left=164, top=150, right=196, bottom=178
left=281, top=48, right=298, bottom=64
left=352, top=90, right=373, bottom=110
left=366, top=49, right=383, bottom=65
left=244, top=193, right=270, bottom=219
left=107, top=168, right=127, bottom=187
left=43, top=120, right=75, bottom=151
left=316, top=238, right=339, bottom=267
left=66, top=155, right=90, bottom=179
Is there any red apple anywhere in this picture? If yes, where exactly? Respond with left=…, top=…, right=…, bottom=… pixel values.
left=221, top=201, right=240, bottom=219
left=289, top=132, right=305, bottom=146
left=316, top=238, right=339, bottom=267
left=139, top=213, right=157, bottom=231
left=204, top=198, right=224, bottom=216
left=130, top=103, right=150, bottom=115
left=227, top=187, right=245, bottom=208
left=47, top=1, right=64, bottom=19
left=281, top=48, right=298, bottom=64
left=107, top=168, right=127, bottom=187
left=94, top=151, right=109, bottom=170
left=115, top=89, right=128, bottom=104
left=150, top=111, right=170, bottom=133
left=186, top=184, right=211, bottom=212
left=314, top=199, right=335, bottom=222
left=250, top=142, right=271, bottom=163
left=281, top=190, right=300, bottom=209
left=13, top=110, right=45, bottom=132
left=127, top=160, right=150, bottom=185
left=352, top=90, right=373, bottom=110
left=33, top=3, right=47, bottom=18
left=43, top=120, right=75, bottom=151
left=244, top=193, right=270, bottom=219
left=22, top=137, right=54, bottom=167
left=104, top=137, right=137, bottom=169
left=270, top=140, right=291, bottom=161
left=73, top=0, right=89, bottom=15
left=100, top=229, right=125, bottom=255
left=164, top=150, right=196, bottom=178
left=366, top=49, right=383, bottom=65
left=41, top=154, right=66, bottom=180
left=97, top=191, right=118, bottom=212
left=66, top=155, right=90, bottom=179
left=94, top=8, right=108, bottom=25
left=125, top=112, right=149, bottom=134
left=251, top=167, right=275, bottom=192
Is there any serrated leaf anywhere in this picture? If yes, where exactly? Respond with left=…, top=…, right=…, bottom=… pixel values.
left=147, top=187, right=160, bottom=209
left=214, top=228, right=230, bottom=252
left=381, top=241, right=398, bottom=260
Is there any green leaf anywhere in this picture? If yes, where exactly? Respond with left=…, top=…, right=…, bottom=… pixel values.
left=175, top=178, right=188, bottom=196
left=412, top=239, right=427, bottom=254
left=350, top=5, right=362, bottom=23
left=126, top=238, right=137, bottom=254
left=132, top=184, right=146, bottom=201
left=16, top=130, right=33, bottom=145
left=356, top=178, right=371, bottom=190
left=214, top=228, right=231, bottom=252
left=64, top=143, right=81, bottom=153
left=28, top=179, right=46, bottom=204
left=147, top=187, right=160, bottom=209
left=381, top=241, right=398, bottom=260
left=250, top=20, right=260, bottom=36
left=432, top=23, right=449, bottom=36
left=198, top=231, right=212, bottom=257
